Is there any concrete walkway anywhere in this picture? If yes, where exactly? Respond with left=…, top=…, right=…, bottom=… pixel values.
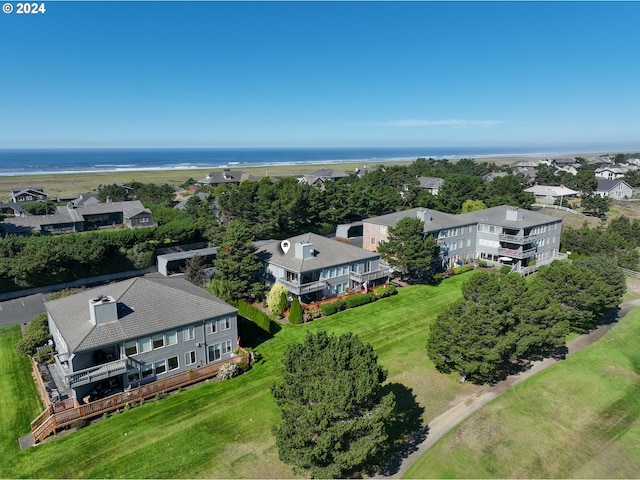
left=376, top=298, right=640, bottom=478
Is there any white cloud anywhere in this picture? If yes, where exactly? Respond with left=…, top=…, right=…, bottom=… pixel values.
left=382, top=119, right=503, bottom=128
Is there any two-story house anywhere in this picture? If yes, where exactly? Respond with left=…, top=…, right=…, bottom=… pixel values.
left=45, top=276, right=238, bottom=403
left=10, top=187, right=48, bottom=203
left=257, top=232, right=391, bottom=302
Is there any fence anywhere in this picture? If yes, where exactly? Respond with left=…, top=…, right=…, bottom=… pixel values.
left=30, top=349, right=249, bottom=444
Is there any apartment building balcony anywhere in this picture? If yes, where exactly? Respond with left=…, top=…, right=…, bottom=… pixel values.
left=350, top=267, right=392, bottom=284
left=278, top=278, right=326, bottom=296
left=498, top=247, right=536, bottom=259
left=498, top=233, right=538, bottom=244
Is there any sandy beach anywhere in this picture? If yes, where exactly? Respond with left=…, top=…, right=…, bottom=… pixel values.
left=0, top=152, right=604, bottom=203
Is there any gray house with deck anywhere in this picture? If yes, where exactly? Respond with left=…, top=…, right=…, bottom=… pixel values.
left=257, top=232, right=391, bottom=302
left=45, top=276, right=238, bottom=403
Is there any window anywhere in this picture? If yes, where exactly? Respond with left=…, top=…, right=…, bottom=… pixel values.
left=166, top=330, right=178, bottom=346
left=167, top=356, right=179, bottom=371
left=124, top=340, right=138, bottom=357
left=206, top=319, right=217, bottom=335
left=154, top=360, right=167, bottom=375
left=370, top=237, right=376, bottom=245
left=450, top=241, right=457, bottom=251
left=127, top=368, right=139, bottom=384
left=140, top=217, right=150, bottom=223
left=141, top=364, right=153, bottom=379
left=152, top=333, right=165, bottom=349
left=221, top=317, right=231, bottom=331
left=183, top=325, right=195, bottom=342
left=222, top=340, right=233, bottom=355
left=380, top=225, right=387, bottom=235
left=185, top=350, right=196, bottom=366
left=467, top=238, right=471, bottom=247
left=139, top=337, right=152, bottom=353
left=208, top=343, right=221, bottom=362
left=469, top=225, right=473, bottom=233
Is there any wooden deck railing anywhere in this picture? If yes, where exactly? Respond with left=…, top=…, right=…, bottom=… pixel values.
left=30, top=350, right=249, bottom=444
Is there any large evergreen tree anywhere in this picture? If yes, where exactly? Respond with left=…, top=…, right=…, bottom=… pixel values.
left=212, top=220, right=263, bottom=301
left=272, top=331, right=396, bottom=478
left=378, top=217, right=438, bottom=282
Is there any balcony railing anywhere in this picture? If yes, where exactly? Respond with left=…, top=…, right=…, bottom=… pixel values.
left=63, top=358, right=128, bottom=389
left=499, top=233, right=538, bottom=244
left=278, top=278, right=326, bottom=295
left=498, top=247, right=536, bottom=259
left=350, top=268, right=392, bottom=284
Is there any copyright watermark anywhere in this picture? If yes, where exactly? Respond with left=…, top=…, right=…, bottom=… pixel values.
left=2, top=3, right=13, bottom=14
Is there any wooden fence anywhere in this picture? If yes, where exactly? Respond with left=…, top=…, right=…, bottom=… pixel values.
left=30, top=350, right=249, bottom=444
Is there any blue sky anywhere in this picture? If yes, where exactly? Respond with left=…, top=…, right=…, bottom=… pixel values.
left=1, top=1, right=639, bottom=149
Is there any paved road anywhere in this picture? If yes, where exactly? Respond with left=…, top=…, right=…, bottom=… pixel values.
left=377, top=298, right=640, bottom=478
left=0, top=292, right=50, bottom=328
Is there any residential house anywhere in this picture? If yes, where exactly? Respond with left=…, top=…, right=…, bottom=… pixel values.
left=298, top=168, right=349, bottom=187
left=525, top=185, right=580, bottom=205
left=45, top=276, right=238, bottom=403
left=0, top=203, right=25, bottom=217
left=483, top=172, right=509, bottom=182
left=257, top=232, right=391, bottom=303
left=417, top=176, right=445, bottom=195
left=595, top=178, right=633, bottom=199
left=363, top=205, right=563, bottom=274
left=2, top=200, right=155, bottom=234
left=510, top=160, right=539, bottom=183
left=595, top=164, right=637, bottom=180
left=197, top=169, right=261, bottom=187
left=10, top=187, right=48, bottom=203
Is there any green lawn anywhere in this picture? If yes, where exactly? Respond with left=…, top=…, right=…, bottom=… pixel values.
left=0, top=326, right=44, bottom=464
left=1, top=273, right=479, bottom=478
left=404, top=307, right=640, bottom=478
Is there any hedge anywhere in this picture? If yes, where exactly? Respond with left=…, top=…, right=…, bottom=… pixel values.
left=232, top=300, right=274, bottom=335
left=344, top=293, right=376, bottom=308
left=452, top=265, right=474, bottom=275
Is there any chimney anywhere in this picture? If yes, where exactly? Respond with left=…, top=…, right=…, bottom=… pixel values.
left=505, top=208, right=524, bottom=221
left=89, top=295, right=118, bottom=325
left=416, top=208, right=431, bottom=223
left=295, top=242, right=315, bottom=259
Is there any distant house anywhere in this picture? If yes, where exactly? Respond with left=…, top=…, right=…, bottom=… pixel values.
left=72, top=193, right=100, bottom=207
left=197, top=169, right=260, bottom=187
left=2, top=200, right=155, bottom=234
left=595, top=179, right=633, bottom=199
left=525, top=185, right=579, bottom=205
left=298, top=168, right=349, bottom=187
left=45, top=276, right=238, bottom=403
left=354, top=165, right=384, bottom=178
left=416, top=176, right=445, bottom=195
left=0, top=203, right=25, bottom=217
left=10, top=187, right=48, bottom=203
left=363, top=205, right=563, bottom=275
left=174, top=192, right=210, bottom=211
left=482, top=172, right=509, bottom=182
left=257, top=232, right=391, bottom=303
left=595, top=164, right=636, bottom=180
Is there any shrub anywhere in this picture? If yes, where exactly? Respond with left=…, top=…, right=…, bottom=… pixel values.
left=500, top=265, right=513, bottom=274
left=477, top=259, right=488, bottom=267
left=374, top=284, right=397, bottom=299
left=320, top=302, right=339, bottom=317
left=267, top=283, right=289, bottom=316
left=288, top=297, right=303, bottom=324
left=218, top=362, right=239, bottom=380
left=334, top=299, right=347, bottom=311
left=452, top=265, right=474, bottom=275
left=15, top=312, right=52, bottom=357
left=344, top=293, right=374, bottom=308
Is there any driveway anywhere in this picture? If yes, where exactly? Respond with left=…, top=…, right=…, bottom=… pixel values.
left=377, top=298, right=640, bottom=478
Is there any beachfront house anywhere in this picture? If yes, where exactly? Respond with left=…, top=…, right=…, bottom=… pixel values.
left=45, top=276, right=239, bottom=403
left=363, top=205, right=563, bottom=274
left=197, top=169, right=261, bottom=187
left=595, top=178, right=633, bottom=199
left=257, top=232, right=392, bottom=303
left=10, top=187, right=48, bottom=203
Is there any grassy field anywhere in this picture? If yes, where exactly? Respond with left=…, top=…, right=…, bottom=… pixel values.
left=0, top=326, right=44, bottom=465
left=404, top=306, right=640, bottom=478
left=1, top=274, right=481, bottom=478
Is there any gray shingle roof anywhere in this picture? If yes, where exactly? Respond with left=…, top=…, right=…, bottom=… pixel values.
left=257, top=232, right=379, bottom=273
left=45, top=276, right=236, bottom=353
left=417, top=177, right=444, bottom=189
left=596, top=178, right=631, bottom=192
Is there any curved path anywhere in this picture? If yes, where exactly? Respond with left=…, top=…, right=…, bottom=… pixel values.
left=377, top=298, right=640, bottom=478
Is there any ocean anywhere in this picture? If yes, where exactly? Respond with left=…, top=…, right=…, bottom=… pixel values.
left=0, top=146, right=621, bottom=176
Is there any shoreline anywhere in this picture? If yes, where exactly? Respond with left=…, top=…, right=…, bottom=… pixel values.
left=0, top=151, right=619, bottom=202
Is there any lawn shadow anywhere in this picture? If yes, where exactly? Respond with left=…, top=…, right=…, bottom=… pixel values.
left=374, top=382, right=428, bottom=477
